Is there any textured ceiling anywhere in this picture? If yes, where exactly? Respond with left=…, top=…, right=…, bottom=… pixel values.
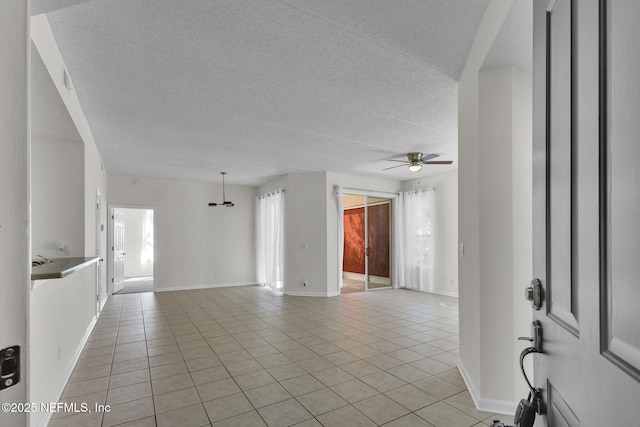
left=482, top=0, right=532, bottom=74
left=35, top=0, right=490, bottom=186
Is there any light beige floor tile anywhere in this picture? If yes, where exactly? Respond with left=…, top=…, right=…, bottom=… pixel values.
left=190, top=365, right=231, bottom=385
left=156, top=403, right=209, bottom=427
left=223, top=358, right=263, bottom=376
left=382, top=413, right=435, bottom=426
left=296, top=387, right=349, bottom=416
left=75, top=354, right=114, bottom=369
left=62, top=376, right=110, bottom=399
left=292, top=418, right=323, bottom=427
left=153, top=387, right=201, bottom=414
left=69, top=364, right=112, bottom=382
left=254, top=353, right=291, bottom=369
left=280, top=374, right=325, bottom=396
left=186, top=355, right=223, bottom=372
left=233, top=369, right=276, bottom=391
left=341, top=360, right=381, bottom=378
left=196, top=377, right=241, bottom=402
left=266, top=363, right=307, bottom=381
left=437, top=368, right=466, bottom=389
left=323, top=350, right=361, bottom=366
left=386, top=364, right=431, bottom=383
left=359, top=371, right=407, bottom=392
left=182, top=346, right=216, bottom=360
left=211, top=409, right=266, bottom=427
left=330, top=379, right=380, bottom=403
left=384, top=384, right=438, bottom=411
left=316, top=404, right=376, bottom=427
left=412, top=376, right=463, bottom=400
left=244, top=382, right=292, bottom=408
left=178, top=339, right=210, bottom=351
left=150, top=361, right=188, bottom=380
left=112, top=357, right=149, bottom=375
left=415, top=401, right=479, bottom=427
left=147, top=343, right=180, bottom=357
left=102, top=397, right=155, bottom=427
left=366, top=353, right=404, bottom=370
left=52, top=390, right=107, bottom=419
left=203, top=392, right=254, bottom=422
left=311, top=366, right=356, bottom=386
left=107, top=381, right=152, bottom=405
left=149, top=351, right=184, bottom=367
left=48, top=410, right=104, bottom=427
left=444, top=391, right=494, bottom=420
left=151, top=372, right=194, bottom=395
left=114, top=416, right=157, bottom=427
left=411, top=358, right=452, bottom=375
left=353, top=393, right=410, bottom=425
left=113, top=348, right=149, bottom=363
left=257, top=398, right=313, bottom=427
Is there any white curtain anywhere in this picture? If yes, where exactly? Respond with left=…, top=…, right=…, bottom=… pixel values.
left=256, top=190, right=285, bottom=290
left=393, top=189, right=434, bottom=292
left=335, top=186, right=344, bottom=290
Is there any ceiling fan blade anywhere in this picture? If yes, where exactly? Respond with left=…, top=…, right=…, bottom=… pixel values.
left=421, top=153, right=440, bottom=162
left=423, top=160, right=453, bottom=165
left=386, top=159, right=409, bottom=163
left=382, top=163, right=408, bottom=171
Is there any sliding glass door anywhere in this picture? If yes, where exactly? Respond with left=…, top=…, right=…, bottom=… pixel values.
left=342, top=195, right=392, bottom=292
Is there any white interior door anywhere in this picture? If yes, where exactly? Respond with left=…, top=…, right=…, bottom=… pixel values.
left=113, top=211, right=125, bottom=293
left=532, top=0, right=640, bottom=424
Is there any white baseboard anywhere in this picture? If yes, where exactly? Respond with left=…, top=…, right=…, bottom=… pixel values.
left=399, top=287, right=458, bottom=298
left=155, top=282, right=258, bottom=292
left=457, top=360, right=517, bottom=416
left=37, top=316, right=98, bottom=427
left=284, top=290, right=340, bottom=297
left=428, top=289, right=459, bottom=298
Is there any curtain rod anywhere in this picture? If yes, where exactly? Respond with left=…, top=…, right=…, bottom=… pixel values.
left=257, top=188, right=285, bottom=199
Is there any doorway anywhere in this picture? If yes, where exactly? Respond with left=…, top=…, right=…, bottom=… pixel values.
left=109, top=206, right=155, bottom=294
left=342, top=194, right=392, bottom=293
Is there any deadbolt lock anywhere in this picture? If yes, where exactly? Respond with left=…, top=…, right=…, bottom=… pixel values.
left=525, top=278, right=543, bottom=310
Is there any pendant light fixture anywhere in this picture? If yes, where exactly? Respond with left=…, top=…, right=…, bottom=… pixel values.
left=208, top=172, right=235, bottom=207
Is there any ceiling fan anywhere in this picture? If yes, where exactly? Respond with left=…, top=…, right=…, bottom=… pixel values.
left=383, top=152, right=453, bottom=172
left=208, top=172, right=235, bottom=207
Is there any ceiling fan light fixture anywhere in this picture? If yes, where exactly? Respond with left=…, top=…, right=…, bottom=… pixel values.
left=408, top=162, right=422, bottom=172
left=209, top=171, right=235, bottom=207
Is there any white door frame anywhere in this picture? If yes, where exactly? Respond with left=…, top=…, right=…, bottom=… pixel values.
left=108, top=204, right=156, bottom=295
left=95, top=189, right=102, bottom=315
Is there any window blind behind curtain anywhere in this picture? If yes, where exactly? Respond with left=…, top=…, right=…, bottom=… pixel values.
left=256, top=190, right=285, bottom=290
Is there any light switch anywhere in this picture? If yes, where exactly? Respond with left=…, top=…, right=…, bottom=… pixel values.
left=300, top=243, right=308, bottom=249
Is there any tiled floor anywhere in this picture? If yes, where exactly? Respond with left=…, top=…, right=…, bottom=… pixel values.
left=49, top=286, right=501, bottom=427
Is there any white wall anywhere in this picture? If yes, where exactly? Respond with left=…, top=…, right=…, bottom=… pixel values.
left=108, top=174, right=256, bottom=290
left=258, top=172, right=401, bottom=296
left=457, top=0, right=533, bottom=413
left=0, top=1, right=29, bottom=425
left=259, top=172, right=330, bottom=296
left=31, top=47, right=85, bottom=259
left=29, top=16, right=109, bottom=427
left=402, top=170, right=459, bottom=296
left=118, top=208, right=154, bottom=278
left=29, top=268, right=97, bottom=427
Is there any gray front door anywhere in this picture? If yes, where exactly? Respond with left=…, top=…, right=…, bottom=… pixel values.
left=533, top=0, right=640, bottom=424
